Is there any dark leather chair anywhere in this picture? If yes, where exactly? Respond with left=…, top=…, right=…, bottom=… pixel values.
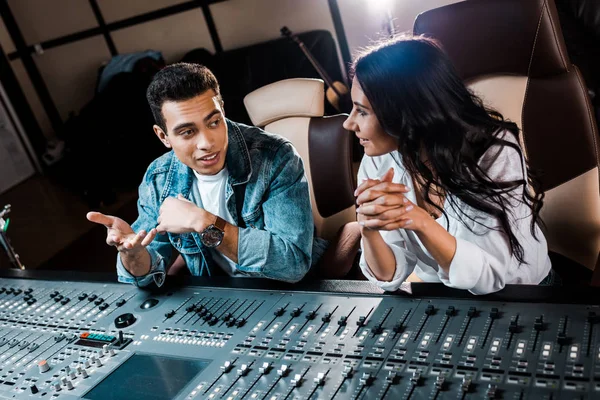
left=244, top=78, right=361, bottom=278
left=414, top=0, right=600, bottom=284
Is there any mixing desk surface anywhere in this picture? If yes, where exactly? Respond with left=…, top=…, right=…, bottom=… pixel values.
left=0, top=270, right=596, bottom=399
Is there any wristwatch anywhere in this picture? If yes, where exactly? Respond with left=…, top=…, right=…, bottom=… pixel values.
left=200, top=216, right=226, bottom=248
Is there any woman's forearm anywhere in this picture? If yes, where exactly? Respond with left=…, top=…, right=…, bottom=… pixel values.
left=361, top=228, right=398, bottom=281
left=415, top=218, right=457, bottom=273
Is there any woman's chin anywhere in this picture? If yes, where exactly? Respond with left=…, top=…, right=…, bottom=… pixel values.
left=364, top=147, right=393, bottom=157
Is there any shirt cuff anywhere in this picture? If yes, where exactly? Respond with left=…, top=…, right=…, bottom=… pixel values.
left=439, top=238, right=485, bottom=290
left=359, top=240, right=414, bottom=292
left=117, top=249, right=166, bottom=288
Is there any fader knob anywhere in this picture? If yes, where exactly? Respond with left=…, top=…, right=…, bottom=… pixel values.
left=259, top=362, right=272, bottom=374
left=461, top=377, right=472, bottom=392
left=30, top=385, right=39, bottom=394
left=78, top=293, right=88, bottom=301
left=274, top=307, right=285, bottom=316
left=359, top=372, right=373, bottom=386
left=534, top=316, right=544, bottom=331
left=435, top=375, right=445, bottom=389
left=386, top=371, right=398, bottom=384
left=557, top=332, right=569, bottom=346
left=237, top=364, right=249, bottom=376
left=236, top=318, right=246, bottom=328
left=116, top=299, right=126, bottom=307
left=114, top=313, right=136, bottom=329
left=221, top=361, right=234, bottom=373
left=425, top=305, right=435, bottom=315
left=291, top=373, right=303, bottom=387
left=489, top=308, right=500, bottom=319
left=314, top=372, right=326, bottom=385
left=277, top=364, right=290, bottom=377
left=342, top=365, right=353, bottom=378
left=467, top=307, right=477, bottom=317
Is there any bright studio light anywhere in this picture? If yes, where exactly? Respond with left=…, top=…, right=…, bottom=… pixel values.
left=368, top=0, right=394, bottom=13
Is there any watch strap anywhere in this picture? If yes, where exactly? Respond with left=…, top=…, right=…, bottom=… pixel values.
left=214, top=216, right=227, bottom=231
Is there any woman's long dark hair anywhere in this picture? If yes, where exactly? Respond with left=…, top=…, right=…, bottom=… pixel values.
left=353, top=35, right=544, bottom=264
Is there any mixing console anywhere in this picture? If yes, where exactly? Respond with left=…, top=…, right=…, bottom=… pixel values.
left=0, top=274, right=596, bottom=399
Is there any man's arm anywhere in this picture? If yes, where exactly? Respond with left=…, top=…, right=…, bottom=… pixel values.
left=236, top=143, right=314, bottom=282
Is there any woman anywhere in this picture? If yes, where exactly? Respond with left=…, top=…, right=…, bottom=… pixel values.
left=343, top=36, right=552, bottom=294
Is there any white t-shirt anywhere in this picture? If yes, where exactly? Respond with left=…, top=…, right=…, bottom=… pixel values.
left=358, top=130, right=551, bottom=295
left=192, top=168, right=239, bottom=276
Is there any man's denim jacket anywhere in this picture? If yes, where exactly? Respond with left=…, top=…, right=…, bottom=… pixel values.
left=117, top=119, right=323, bottom=287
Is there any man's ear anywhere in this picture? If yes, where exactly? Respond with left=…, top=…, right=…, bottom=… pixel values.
left=153, top=125, right=171, bottom=148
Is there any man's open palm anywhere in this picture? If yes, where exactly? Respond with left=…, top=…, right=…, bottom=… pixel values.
left=86, top=212, right=157, bottom=253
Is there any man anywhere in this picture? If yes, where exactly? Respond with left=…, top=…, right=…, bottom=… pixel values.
left=87, top=63, right=322, bottom=287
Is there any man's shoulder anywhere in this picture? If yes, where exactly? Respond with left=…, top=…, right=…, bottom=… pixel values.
left=146, top=151, right=175, bottom=177
left=232, top=120, right=291, bottom=152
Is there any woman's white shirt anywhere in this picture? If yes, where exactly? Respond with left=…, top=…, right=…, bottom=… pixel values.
left=358, top=131, right=551, bottom=295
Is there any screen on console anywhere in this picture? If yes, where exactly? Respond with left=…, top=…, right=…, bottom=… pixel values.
left=84, top=353, right=211, bottom=400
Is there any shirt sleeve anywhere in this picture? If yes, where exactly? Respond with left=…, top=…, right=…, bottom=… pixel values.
left=236, top=143, right=314, bottom=283
left=437, top=132, right=535, bottom=295
left=357, top=156, right=420, bottom=291
left=116, top=171, right=174, bottom=288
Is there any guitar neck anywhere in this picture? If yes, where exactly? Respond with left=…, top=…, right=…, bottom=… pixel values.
left=295, top=42, right=343, bottom=97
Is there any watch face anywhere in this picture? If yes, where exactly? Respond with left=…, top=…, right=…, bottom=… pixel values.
left=201, top=225, right=224, bottom=248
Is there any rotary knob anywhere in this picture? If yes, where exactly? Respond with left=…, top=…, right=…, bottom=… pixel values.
left=37, top=359, right=50, bottom=373
left=114, top=313, right=136, bottom=329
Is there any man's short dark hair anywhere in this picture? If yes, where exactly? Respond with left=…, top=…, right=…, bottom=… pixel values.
left=146, top=62, right=222, bottom=132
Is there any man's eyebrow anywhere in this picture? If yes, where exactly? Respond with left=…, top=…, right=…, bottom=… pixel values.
left=203, top=110, right=221, bottom=123
left=172, top=122, right=195, bottom=133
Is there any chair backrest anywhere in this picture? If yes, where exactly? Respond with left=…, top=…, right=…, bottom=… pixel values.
left=414, top=0, right=600, bottom=273
left=243, top=78, right=356, bottom=241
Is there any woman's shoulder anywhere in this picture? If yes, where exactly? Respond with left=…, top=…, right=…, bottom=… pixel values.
left=479, top=129, right=526, bottom=182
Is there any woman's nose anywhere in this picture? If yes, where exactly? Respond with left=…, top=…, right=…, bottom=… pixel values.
left=343, top=116, right=354, bottom=131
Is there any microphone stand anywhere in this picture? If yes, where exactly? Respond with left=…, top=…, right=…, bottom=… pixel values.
left=0, top=205, right=25, bottom=270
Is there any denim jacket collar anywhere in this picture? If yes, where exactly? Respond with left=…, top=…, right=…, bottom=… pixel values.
left=160, top=119, right=252, bottom=202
